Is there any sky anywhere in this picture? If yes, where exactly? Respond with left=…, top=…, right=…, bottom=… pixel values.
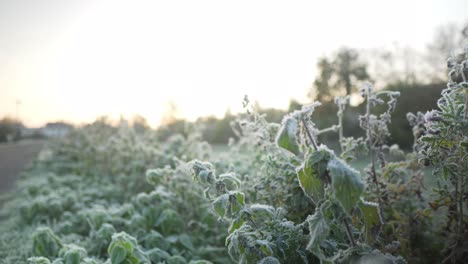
left=0, top=0, right=467, bottom=127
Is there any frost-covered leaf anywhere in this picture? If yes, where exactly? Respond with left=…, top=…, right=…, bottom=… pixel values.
left=297, top=165, right=323, bottom=205
left=228, top=217, right=244, bottom=233
left=218, top=173, right=241, bottom=189
left=156, top=209, right=185, bottom=234
left=107, top=232, right=149, bottom=264
left=347, top=252, right=403, bottom=264
left=110, top=245, right=127, bottom=264
left=276, top=116, right=300, bottom=155
left=306, top=207, right=330, bottom=256
left=145, top=166, right=172, bottom=186
left=147, top=248, right=170, bottom=263
left=59, top=244, right=87, bottom=264
left=212, top=194, right=230, bottom=218
left=189, top=160, right=216, bottom=186
left=167, top=255, right=187, bottom=264
left=297, top=148, right=332, bottom=204
left=358, top=200, right=383, bottom=244
left=178, top=234, right=194, bottom=251
left=188, top=260, right=213, bottom=264
left=258, top=256, right=281, bottom=264
left=230, top=191, right=245, bottom=215
left=248, top=204, right=276, bottom=220
left=27, top=257, right=52, bottom=264
left=32, top=227, right=63, bottom=258
left=328, top=158, right=364, bottom=214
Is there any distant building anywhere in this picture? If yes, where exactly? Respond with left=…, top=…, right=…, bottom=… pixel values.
left=40, top=122, right=73, bottom=138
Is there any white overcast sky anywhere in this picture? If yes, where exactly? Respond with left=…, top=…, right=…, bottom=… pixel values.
left=0, top=0, right=467, bottom=127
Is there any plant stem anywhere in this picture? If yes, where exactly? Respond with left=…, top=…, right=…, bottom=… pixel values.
left=247, top=215, right=264, bottom=237
left=343, top=218, right=356, bottom=247
left=458, top=167, right=464, bottom=240
left=338, top=111, right=344, bottom=152
left=366, top=91, right=383, bottom=206
left=464, top=89, right=468, bottom=119
left=317, top=125, right=339, bottom=135
left=301, top=117, right=318, bottom=151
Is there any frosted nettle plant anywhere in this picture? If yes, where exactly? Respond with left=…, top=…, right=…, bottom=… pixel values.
left=190, top=103, right=405, bottom=263
left=359, top=82, right=401, bottom=202
left=410, top=46, right=468, bottom=263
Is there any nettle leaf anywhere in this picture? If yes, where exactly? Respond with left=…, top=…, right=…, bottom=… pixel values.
left=27, top=257, right=52, bottom=264
left=212, top=194, right=230, bottom=218
left=229, top=191, right=245, bottom=215
left=258, top=256, right=281, bottom=264
left=328, top=158, right=364, bottom=214
left=248, top=204, right=276, bottom=220
left=110, top=245, right=127, bottom=264
left=297, top=165, right=323, bottom=205
left=147, top=248, right=170, bottom=263
left=297, top=148, right=332, bottom=204
left=306, top=207, right=330, bottom=256
left=178, top=234, right=194, bottom=251
left=59, top=244, right=87, bottom=264
left=276, top=116, right=300, bottom=155
left=347, top=252, right=402, bottom=264
left=108, top=232, right=149, bottom=264
left=228, top=217, right=244, bottom=234
left=218, top=173, right=241, bottom=189
left=256, top=239, right=274, bottom=255
left=32, top=227, right=63, bottom=258
left=156, top=209, right=185, bottom=234
left=145, top=166, right=172, bottom=186
left=188, top=261, right=213, bottom=264
left=358, top=200, right=383, bottom=244
left=167, top=255, right=187, bottom=264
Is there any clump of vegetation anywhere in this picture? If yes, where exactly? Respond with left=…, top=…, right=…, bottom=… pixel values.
left=0, top=45, right=467, bottom=264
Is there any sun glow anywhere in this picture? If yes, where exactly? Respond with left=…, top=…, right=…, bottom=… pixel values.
left=0, top=0, right=466, bottom=127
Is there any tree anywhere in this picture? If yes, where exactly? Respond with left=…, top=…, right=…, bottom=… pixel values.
left=334, top=48, right=369, bottom=96
left=0, top=117, right=20, bottom=142
left=311, top=48, right=369, bottom=102
left=426, top=22, right=468, bottom=82
left=310, top=57, right=334, bottom=102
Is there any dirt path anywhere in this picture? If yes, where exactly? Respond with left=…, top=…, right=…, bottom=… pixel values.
left=0, top=140, right=45, bottom=193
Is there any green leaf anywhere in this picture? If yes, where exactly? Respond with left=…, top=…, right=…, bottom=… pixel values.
left=188, top=261, right=213, bottom=264
left=230, top=192, right=245, bottom=215
left=297, top=165, right=323, bottom=205
left=258, top=256, right=281, bottom=264
left=32, top=227, right=63, bottom=258
left=212, top=194, right=230, bottom=218
left=420, top=136, right=436, bottom=143
left=146, top=167, right=172, bottom=186
left=147, top=248, right=170, bottom=263
left=228, top=217, right=244, bottom=233
left=59, top=244, right=87, bottom=264
left=110, top=245, right=127, bottom=264
left=167, top=255, right=188, bottom=264
left=27, top=257, right=52, bottom=264
left=461, top=141, right=468, bottom=149
left=328, top=158, right=364, bottom=214
left=178, top=234, right=194, bottom=251
left=297, top=149, right=332, bottom=204
left=276, top=116, right=300, bottom=155
left=306, top=205, right=330, bottom=255
left=156, top=209, right=185, bottom=234
left=348, top=252, right=399, bottom=264
left=358, top=200, right=382, bottom=243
